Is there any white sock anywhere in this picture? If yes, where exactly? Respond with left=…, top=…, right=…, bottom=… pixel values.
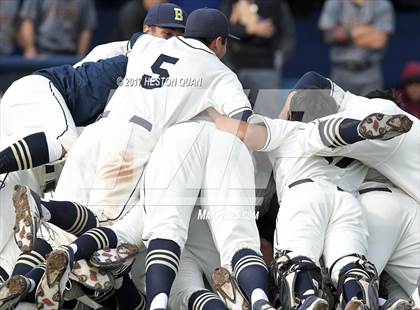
left=40, top=204, right=51, bottom=221
left=150, top=293, right=168, bottom=309
left=251, top=288, right=269, bottom=306
left=28, top=278, right=36, bottom=292
left=114, top=277, right=124, bottom=289
left=379, top=298, right=386, bottom=307
left=44, top=132, right=64, bottom=162
left=301, top=289, right=316, bottom=305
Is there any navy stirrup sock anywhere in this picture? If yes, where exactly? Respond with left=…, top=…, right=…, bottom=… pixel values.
left=0, top=132, right=56, bottom=174
left=145, top=239, right=180, bottom=310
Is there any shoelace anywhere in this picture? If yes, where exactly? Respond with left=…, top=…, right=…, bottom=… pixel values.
left=39, top=221, right=58, bottom=243
left=0, top=173, right=9, bottom=191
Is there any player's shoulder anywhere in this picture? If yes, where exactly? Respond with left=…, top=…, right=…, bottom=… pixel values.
left=131, top=33, right=166, bottom=52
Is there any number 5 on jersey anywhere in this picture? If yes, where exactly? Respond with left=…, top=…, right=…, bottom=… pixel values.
left=140, top=54, right=179, bottom=90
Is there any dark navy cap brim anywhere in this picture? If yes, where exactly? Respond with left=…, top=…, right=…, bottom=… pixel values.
left=148, top=22, right=186, bottom=29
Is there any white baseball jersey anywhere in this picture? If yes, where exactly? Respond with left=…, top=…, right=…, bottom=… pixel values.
left=250, top=115, right=369, bottom=283
left=105, top=34, right=252, bottom=138
left=74, top=40, right=130, bottom=67
left=249, top=115, right=368, bottom=200
left=318, top=81, right=420, bottom=202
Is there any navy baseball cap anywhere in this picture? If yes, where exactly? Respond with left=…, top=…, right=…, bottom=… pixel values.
left=144, top=3, right=187, bottom=29
left=185, top=8, right=239, bottom=40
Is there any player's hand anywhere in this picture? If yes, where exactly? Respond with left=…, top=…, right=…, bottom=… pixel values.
left=279, top=90, right=297, bottom=120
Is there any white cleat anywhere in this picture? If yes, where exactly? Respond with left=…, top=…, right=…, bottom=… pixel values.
left=13, top=185, right=42, bottom=253
left=212, top=267, right=251, bottom=310
left=69, top=259, right=112, bottom=292
left=36, top=249, right=71, bottom=310
left=358, top=113, right=413, bottom=140
left=344, top=297, right=365, bottom=310
left=298, top=296, right=329, bottom=310
left=381, top=298, right=412, bottom=310
left=89, top=243, right=138, bottom=277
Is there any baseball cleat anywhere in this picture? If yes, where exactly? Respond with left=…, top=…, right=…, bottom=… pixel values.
left=381, top=298, right=412, bottom=310
left=36, top=249, right=71, bottom=310
left=357, top=113, right=413, bottom=140
left=69, top=259, right=112, bottom=292
left=344, top=297, right=365, bottom=310
left=298, top=296, right=329, bottom=310
left=13, top=185, right=43, bottom=253
left=0, top=275, right=31, bottom=310
left=252, top=299, right=276, bottom=310
left=89, top=243, right=138, bottom=271
left=212, top=267, right=251, bottom=310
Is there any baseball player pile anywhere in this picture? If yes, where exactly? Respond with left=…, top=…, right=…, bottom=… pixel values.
left=0, top=3, right=418, bottom=310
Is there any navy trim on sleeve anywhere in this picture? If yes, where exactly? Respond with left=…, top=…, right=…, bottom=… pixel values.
left=230, top=108, right=253, bottom=121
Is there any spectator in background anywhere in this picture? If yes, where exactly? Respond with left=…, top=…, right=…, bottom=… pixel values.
left=0, top=0, right=20, bottom=55
left=223, top=0, right=295, bottom=115
left=319, top=0, right=394, bottom=95
left=19, top=0, right=97, bottom=58
left=115, top=0, right=167, bottom=40
left=397, top=61, right=420, bottom=119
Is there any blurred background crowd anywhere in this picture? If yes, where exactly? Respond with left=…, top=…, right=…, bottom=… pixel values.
left=0, top=0, right=419, bottom=117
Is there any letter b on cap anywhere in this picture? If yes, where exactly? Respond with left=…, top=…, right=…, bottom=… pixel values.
left=174, top=8, right=183, bottom=21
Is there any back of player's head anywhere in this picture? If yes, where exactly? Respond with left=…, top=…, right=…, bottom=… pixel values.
left=184, top=8, right=239, bottom=42
left=289, top=88, right=338, bottom=123
left=144, top=3, right=187, bottom=30
left=365, top=89, right=397, bottom=103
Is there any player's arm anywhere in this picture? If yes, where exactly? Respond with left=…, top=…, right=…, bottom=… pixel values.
left=73, top=41, right=130, bottom=67
left=209, top=69, right=253, bottom=121
left=208, top=108, right=267, bottom=151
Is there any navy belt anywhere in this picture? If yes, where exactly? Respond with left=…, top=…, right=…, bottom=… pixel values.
left=44, top=165, right=56, bottom=193
left=359, top=187, right=392, bottom=195
left=288, top=178, right=344, bottom=191
left=288, top=178, right=313, bottom=188
left=101, top=111, right=152, bottom=132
